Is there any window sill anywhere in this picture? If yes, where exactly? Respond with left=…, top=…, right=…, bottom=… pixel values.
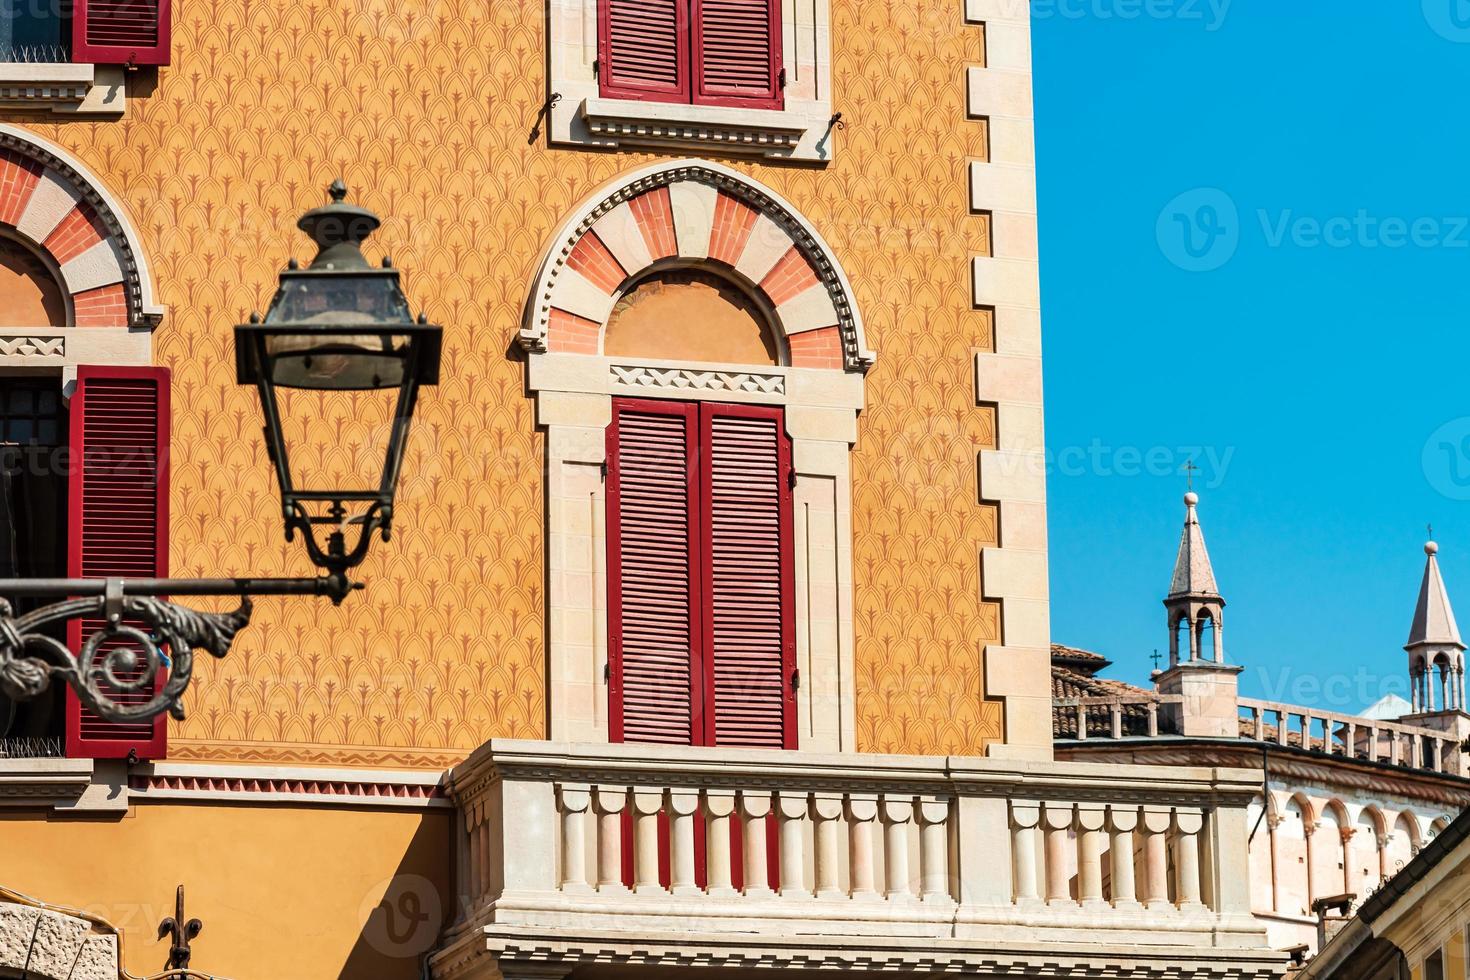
left=556, top=95, right=837, bottom=163
left=0, top=63, right=125, bottom=116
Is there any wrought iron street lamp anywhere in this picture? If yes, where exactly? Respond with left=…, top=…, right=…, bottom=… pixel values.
left=0, top=181, right=441, bottom=726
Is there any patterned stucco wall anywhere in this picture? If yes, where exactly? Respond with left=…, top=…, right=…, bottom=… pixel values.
left=7, top=0, right=1002, bottom=767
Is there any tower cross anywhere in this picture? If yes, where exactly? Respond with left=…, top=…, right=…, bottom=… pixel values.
left=1184, top=459, right=1200, bottom=492
left=1150, top=649, right=1163, bottom=670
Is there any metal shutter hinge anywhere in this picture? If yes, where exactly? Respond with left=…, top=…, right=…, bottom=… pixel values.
left=791, top=669, right=800, bottom=692
left=778, top=67, right=787, bottom=89
left=593, top=58, right=601, bottom=79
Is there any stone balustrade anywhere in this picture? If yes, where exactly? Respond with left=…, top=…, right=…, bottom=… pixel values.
left=1237, top=697, right=1464, bottom=776
left=431, top=740, right=1282, bottom=979
left=1053, top=694, right=1182, bottom=740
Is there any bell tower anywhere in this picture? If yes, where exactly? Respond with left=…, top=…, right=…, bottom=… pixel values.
left=1165, top=491, right=1226, bottom=665
left=1405, top=538, right=1466, bottom=716
left=1156, top=491, right=1242, bottom=737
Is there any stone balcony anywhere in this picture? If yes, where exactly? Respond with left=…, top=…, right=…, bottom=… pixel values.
left=429, top=740, right=1286, bottom=980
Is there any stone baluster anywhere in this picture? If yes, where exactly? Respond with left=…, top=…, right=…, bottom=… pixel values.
left=669, top=788, right=702, bottom=896
left=1147, top=701, right=1160, bottom=736
left=1110, top=702, right=1123, bottom=739
left=883, top=797, right=915, bottom=899
left=1109, top=806, right=1139, bottom=908
left=595, top=787, right=630, bottom=893
left=741, top=791, right=774, bottom=896
left=1367, top=725, right=1380, bottom=762
left=1011, top=803, right=1042, bottom=905
left=1390, top=731, right=1402, bottom=766
left=1077, top=804, right=1107, bottom=909
left=559, top=785, right=592, bottom=893
left=1410, top=734, right=1423, bottom=769
left=1174, top=809, right=1205, bottom=910
left=705, top=790, right=738, bottom=897
left=918, top=798, right=951, bottom=901
left=777, top=790, right=810, bottom=898
left=458, top=799, right=476, bottom=916
left=813, top=793, right=846, bottom=900
left=1042, top=803, right=1075, bottom=906
left=849, top=795, right=880, bottom=900
left=1251, top=706, right=1264, bottom=741
left=1141, top=806, right=1173, bottom=910
left=1276, top=709, right=1289, bottom=746
left=632, top=789, right=666, bottom=894
left=467, top=805, right=485, bottom=905
left=1076, top=703, right=1088, bottom=740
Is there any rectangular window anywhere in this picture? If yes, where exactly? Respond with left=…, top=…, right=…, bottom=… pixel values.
left=64, top=365, right=171, bottom=761
left=0, top=380, right=69, bottom=758
left=0, top=0, right=171, bottom=65
left=607, top=398, right=795, bottom=750
left=599, top=0, right=782, bottom=110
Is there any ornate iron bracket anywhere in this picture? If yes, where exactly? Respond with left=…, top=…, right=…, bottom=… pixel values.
left=0, top=574, right=352, bottom=724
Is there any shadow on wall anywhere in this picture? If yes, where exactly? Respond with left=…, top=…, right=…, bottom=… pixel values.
left=338, top=817, right=453, bottom=980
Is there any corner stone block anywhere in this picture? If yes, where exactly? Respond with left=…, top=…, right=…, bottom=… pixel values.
left=0, top=904, right=39, bottom=972
left=68, top=934, right=118, bottom=980
left=27, top=910, right=90, bottom=980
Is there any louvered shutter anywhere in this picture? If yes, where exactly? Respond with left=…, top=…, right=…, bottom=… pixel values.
left=608, top=399, right=703, bottom=746
left=693, top=0, right=782, bottom=109
left=72, top=0, right=172, bottom=66
left=699, top=403, right=793, bottom=749
left=599, top=0, right=690, bottom=103
left=65, top=366, right=170, bottom=760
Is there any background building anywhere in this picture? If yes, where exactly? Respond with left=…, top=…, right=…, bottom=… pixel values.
left=1055, top=494, right=1470, bottom=956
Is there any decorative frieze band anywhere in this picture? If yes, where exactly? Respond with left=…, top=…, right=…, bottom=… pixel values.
left=610, top=364, right=786, bottom=396
left=0, top=335, right=64, bottom=357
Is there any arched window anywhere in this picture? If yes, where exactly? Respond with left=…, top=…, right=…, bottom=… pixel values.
left=523, top=159, right=871, bottom=754
left=0, top=126, right=167, bottom=763
left=1277, top=797, right=1311, bottom=916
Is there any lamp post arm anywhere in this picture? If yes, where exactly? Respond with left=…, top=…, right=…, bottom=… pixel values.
left=0, top=574, right=361, bottom=727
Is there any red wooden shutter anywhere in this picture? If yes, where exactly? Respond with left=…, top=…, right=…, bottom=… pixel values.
left=607, top=399, right=703, bottom=746
left=693, top=0, right=782, bottom=109
left=65, top=366, right=170, bottom=760
left=72, top=0, right=172, bottom=66
left=599, top=0, right=690, bottom=103
left=699, top=403, right=794, bottom=749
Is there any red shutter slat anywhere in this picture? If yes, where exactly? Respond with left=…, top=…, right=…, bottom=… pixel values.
left=72, top=0, right=172, bottom=66
left=599, top=0, right=691, bottom=103
left=693, top=0, right=782, bottom=109
left=65, top=366, right=170, bottom=760
left=700, top=404, right=794, bottom=750
left=608, top=400, right=701, bottom=746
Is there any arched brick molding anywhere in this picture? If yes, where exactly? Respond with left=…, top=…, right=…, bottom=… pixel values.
left=0, top=125, right=164, bottom=334
left=0, top=903, right=118, bottom=980
left=520, top=159, right=873, bottom=372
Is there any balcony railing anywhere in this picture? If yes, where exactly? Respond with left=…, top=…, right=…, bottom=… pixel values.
left=1237, top=697, right=1465, bottom=776
left=1053, top=694, right=1182, bottom=740
left=431, top=740, right=1282, bottom=979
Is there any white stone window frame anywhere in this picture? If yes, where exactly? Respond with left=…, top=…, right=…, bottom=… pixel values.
left=0, top=63, right=127, bottom=116
left=525, top=159, right=871, bottom=754
left=547, top=0, right=837, bottom=162
left=0, top=123, right=163, bottom=376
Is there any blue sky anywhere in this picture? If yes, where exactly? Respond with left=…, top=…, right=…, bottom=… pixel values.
left=1033, top=2, right=1470, bottom=711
